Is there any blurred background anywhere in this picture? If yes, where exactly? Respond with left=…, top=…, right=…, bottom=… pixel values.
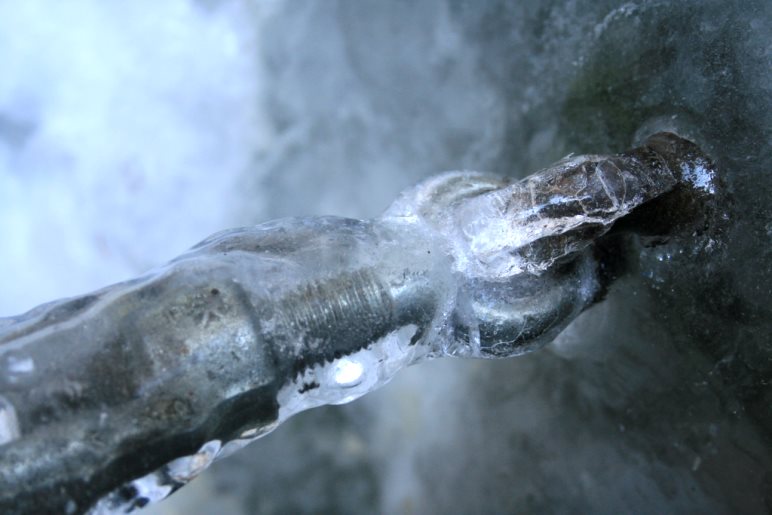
left=1, top=0, right=770, bottom=513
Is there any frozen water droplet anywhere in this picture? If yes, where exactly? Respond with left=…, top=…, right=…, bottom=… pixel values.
left=91, top=441, right=222, bottom=513
left=166, top=439, right=221, bottom=483
left=91, top=470, right=173, bottom=514
left=129, top=473, right=173, bottom=505
left=0, top=395, right=20, bottom=446
left=332, top=358, right=364, bottom=387
left=241, top=427, right=260, bottom=438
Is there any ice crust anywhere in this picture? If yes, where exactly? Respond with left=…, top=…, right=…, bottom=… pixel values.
left=0, top=160, right=616, bottom=511
left=0, top=0, right=770, bottom=514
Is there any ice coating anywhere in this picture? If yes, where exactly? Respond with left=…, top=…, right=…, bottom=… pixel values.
left=89, top=440, right=224, bottom=514
left=386, top=142, right=680, bottom=277
left=0, top=133, right=716, bottom=513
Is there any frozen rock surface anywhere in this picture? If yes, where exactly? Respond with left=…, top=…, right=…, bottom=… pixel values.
left=0, top=0, right=770, bottom=513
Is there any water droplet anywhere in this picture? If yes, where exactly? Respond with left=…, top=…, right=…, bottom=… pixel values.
left=332, top=358, right=364, bottom=387
left=130, top=473, right=173, bottom=505
left=91, top=469, right=174, bottom=513
left=166, top=439, right=221, bottom=483
left=241, top=427, right=259, bottom=438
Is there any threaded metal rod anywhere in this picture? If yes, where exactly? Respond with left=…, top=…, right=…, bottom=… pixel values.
left=0, top=132, right=719, bottom=514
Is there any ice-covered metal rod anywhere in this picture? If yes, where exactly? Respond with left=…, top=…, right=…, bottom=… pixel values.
left=0, top=133, right=717, bottom=514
